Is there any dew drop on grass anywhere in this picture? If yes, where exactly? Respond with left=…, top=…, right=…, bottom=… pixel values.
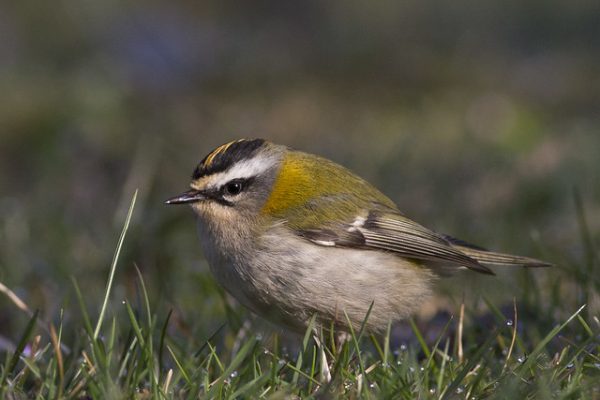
left=256, top=333, right=263, bottom=340
left=409, top=367, right=415, bottom=373
left=400, top=343, right=408, bottom=352
left=429, top=388, right=436, bottom=394
left=505, top=319, right=513, bottom=326
left=456, top=385, right=465, bottom=394
left=517, top=356, right=526, bottom=363
left=566, top=363, right=574, bottom=369
left=230, top=371, right=238, bottom=378
left=369, top=383, right=376, bottom=389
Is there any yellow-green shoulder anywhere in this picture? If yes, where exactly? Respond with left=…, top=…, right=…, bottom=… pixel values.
left=261, top=150, right=396, bottom=228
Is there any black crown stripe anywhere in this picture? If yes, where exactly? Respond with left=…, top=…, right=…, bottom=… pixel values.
left=192, top=138, right=266, bottom=180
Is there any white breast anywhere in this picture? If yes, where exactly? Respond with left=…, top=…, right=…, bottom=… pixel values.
left=196, top=220, right=436, bottom=333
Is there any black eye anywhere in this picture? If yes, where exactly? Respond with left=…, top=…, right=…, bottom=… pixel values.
left=224, top=180, right=244, bottom=196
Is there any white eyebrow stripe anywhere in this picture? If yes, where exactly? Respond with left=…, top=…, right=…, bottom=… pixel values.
left=207, top=154, right=278, bottom=188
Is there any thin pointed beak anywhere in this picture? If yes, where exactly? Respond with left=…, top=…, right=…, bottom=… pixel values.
left=165, top=189, right=206, bottom=205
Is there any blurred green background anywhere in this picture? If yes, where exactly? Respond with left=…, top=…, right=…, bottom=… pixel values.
left=1, top=1, right=599, bottom=343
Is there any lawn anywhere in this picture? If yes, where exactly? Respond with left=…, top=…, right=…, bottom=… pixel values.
left=1, top=187, right=599, bottom=398
left=1, top=1, right=599, bottom=398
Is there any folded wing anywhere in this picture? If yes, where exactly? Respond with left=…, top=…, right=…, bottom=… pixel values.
left=299, top=210, right=550, bottom=275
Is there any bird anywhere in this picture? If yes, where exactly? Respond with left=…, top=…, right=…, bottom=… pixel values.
left=166, top=138, right=550, bottom=335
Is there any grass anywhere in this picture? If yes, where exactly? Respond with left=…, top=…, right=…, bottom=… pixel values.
left=1, top=192, right=599, bottom=399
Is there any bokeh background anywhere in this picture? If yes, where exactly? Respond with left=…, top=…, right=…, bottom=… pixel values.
left=1, top=1, right=599, bottom=344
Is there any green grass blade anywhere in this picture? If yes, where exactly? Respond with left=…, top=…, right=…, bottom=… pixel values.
left=229, top=372, right=271, bottom=398
left=4, top=310, right=39, bottom=378
left=517, top=304, right=586, bottom=377
left=206, top=337, right=257, bottom=398
left=441, top=327, right=499, bottom=400
left=158, top=310, right=172, bottom=373
left=166, top=345, right=191, bottom=386
left=94, top=190, right=137, bottom=340
left=409, top=318, right=431, bottom=359
left=344, top=310, right=368, bottom=397
left=70, top=277, right=95, bottom=338
left=292, top=314, right=316, bottom=385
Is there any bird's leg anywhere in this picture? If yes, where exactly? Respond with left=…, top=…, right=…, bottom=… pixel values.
left=336, top=331, right=351, bottom=351
left=231, top=319, right=252, bottom=356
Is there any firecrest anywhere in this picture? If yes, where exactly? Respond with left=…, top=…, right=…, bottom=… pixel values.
left=166, top=138, right=549, bottom=334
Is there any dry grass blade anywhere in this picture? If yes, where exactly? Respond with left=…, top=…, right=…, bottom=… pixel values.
left=49, top=324, right=64, bottom=398
left=503, top=298, right=518, bottom=372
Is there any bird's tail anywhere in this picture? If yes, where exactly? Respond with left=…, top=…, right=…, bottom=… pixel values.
left=451, top=244, right=552, bottom=268
left=443, top=235, right=552, bottom=268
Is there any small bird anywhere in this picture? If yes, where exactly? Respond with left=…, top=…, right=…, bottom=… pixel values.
left=166, top=139, right=550, bottom=334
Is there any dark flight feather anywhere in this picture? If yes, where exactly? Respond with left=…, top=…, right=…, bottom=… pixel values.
left=299, top=210, right=495, bottom=275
